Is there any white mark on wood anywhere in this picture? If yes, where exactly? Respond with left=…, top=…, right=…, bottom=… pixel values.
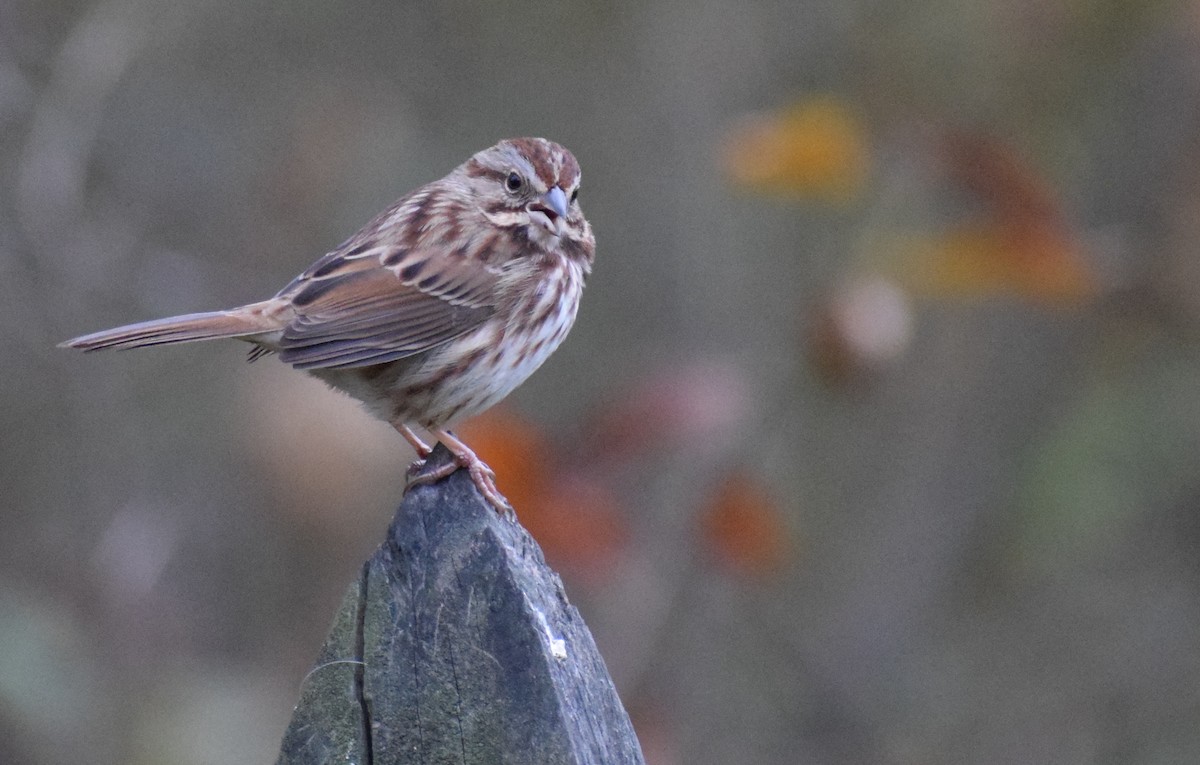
left=535, top=607, right=568, bottom=660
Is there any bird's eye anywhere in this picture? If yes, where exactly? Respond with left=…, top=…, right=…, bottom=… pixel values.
left=505, top=172, right=523, bottom=193
left=570, top=187, right=579, bottom=203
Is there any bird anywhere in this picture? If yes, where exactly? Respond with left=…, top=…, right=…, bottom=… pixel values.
left=62, top=137, right=595, bottom=513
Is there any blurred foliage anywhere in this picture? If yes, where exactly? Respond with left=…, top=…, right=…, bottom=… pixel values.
left=700, top=469, right=791, bottom=577
left=460, top=407, right=629, bottom=580
left=1017, top=338, right=1200, bottom=572
left=6, top=0, right=1200, bottom=763
left=724, top=98, right=869, bottom=202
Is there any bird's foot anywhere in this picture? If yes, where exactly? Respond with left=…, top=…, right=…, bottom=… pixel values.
left=404, top=429, right=513, bottom=515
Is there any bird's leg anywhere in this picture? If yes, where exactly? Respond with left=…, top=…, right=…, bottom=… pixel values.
left=392, top=422, right=434, bottom=477
left=392, top=422, right=433, bottom=457
left=406, top=429, right=512, bottom=515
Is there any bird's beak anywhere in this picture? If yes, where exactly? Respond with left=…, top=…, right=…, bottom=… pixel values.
left=543, top=186, right=569, bottom=219
left=528, top=186, right=569, bottom=236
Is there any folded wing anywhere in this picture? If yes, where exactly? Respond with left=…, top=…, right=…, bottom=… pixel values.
left=274, top=243, right=498, bottom=370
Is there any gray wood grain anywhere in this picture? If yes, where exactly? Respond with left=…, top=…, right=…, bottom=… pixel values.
left=277, top=444, right=645, bottom=765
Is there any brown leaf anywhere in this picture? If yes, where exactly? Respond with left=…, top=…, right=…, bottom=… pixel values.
left=943, top=131, right=1064, bottom=231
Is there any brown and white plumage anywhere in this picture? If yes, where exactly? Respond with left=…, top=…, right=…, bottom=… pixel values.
left=63, top=137, right=595, bottom=511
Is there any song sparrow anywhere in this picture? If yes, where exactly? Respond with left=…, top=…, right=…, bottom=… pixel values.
left=62, top=137, right=595, bottom=513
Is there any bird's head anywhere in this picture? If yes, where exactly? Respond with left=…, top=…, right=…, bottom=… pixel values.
left=463, top=137, right=590, bottom=255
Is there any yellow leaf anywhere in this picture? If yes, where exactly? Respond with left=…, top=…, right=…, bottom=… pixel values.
left=724, top=98, right=869, bottom=202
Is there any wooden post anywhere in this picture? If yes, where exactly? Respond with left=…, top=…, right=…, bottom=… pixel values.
left=276, top=444, right=646, bottom=765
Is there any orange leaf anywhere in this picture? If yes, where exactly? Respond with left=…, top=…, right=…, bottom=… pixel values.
left=701, top=471, right=790, bottom=577
left=523, top=474, right=628, bottom=581
left=459, top=408, right=627, bottom=579
left=905, top=223, right=1094, bottom=304
left=456, top=406, right=550, bottom=513
left=723, top=98, right=869, bottom=202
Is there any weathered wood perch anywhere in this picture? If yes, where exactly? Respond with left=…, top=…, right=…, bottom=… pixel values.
left=276, top=444, right=646, bottom=765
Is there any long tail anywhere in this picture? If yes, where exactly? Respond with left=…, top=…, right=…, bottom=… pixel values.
left=61, top=302, right=283, bottom=352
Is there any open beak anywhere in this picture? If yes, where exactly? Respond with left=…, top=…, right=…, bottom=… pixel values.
left=528, top=186, right=569, bottom=237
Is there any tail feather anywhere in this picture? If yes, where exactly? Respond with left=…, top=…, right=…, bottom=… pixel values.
left=61, top=304, right=281, bottom=352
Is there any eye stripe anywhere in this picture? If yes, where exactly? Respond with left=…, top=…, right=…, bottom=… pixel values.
left=468, top=138, right=582, bottom=198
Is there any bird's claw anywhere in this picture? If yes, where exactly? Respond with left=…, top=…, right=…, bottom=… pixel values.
left=405, top=453, right=512, bottom=516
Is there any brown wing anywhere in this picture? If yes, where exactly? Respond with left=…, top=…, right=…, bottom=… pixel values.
left=273, top=234, right=498, bottom=371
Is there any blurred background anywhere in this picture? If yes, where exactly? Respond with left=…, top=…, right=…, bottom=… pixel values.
left=5, top=0, right=1200, bottom=762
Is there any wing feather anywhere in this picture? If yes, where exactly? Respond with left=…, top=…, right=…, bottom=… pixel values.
left=272, top=215, right=499, bottom=370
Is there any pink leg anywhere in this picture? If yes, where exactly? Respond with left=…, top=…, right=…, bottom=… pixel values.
left=391, top=422, right=432, bottom=458
left=407, top=429, right=512, bottom=514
